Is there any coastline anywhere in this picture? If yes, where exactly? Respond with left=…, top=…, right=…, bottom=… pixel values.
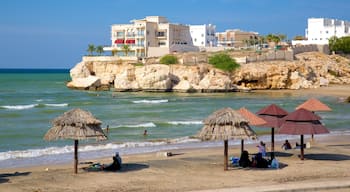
left=253, top=84, right=350, bottom=98
left=1, top=134, right=350, bottom=192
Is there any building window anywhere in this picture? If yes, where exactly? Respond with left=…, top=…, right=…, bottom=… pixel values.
left=157, top=31, right=165, bottom=37
left=158, top=41, right=166, bottom=46
left=117, top=31, right=124, bottom=37
left=194, top=38, right=197, bottom=42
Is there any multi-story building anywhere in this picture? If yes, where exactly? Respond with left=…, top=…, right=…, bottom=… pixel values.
left=292, top=18, right=350, bottom=45
left=104, top=16, right=197, bottom=58
left=189, top=24, right=217, bottom=47
left=216, top=29, right=259, bottom=48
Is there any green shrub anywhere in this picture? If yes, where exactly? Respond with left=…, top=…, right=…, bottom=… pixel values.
left=160, top=54, right=178, bottom=64
left=208, top=53, right=240, bottom=72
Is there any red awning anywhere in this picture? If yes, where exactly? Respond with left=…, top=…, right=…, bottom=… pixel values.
left=114, top=39, right=124, bottom=44
left=126, top=39, right=135, bottom=44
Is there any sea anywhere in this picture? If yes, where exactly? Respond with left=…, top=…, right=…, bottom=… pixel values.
left=0, top=69, right=349, bottom=169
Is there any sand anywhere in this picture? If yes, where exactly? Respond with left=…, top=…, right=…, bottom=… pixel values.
left=1, top=85, right=350, bottom=192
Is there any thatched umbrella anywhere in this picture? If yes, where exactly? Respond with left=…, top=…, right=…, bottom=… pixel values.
left=44, top=108, right=107, bottom=174
left=256, top=104, right=288, bottom=159
left=197, top=107, right=257, bottom=170
left=278, top=108, right=329, bottom=160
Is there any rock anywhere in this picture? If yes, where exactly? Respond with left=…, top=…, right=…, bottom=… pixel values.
left=67, top=52, right=350, bottom=92
left=67, top=75, right=101, bottom=90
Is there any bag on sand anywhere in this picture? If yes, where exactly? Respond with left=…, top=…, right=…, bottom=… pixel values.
left=270, top=158, right=279, bottom=169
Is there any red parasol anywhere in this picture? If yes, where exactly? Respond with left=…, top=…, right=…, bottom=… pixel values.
left=279, top=108, right=329, bottom=160
left=238, top=107, right=267, bottom=127
left=256, top=104, right=289, bottom=159
left=296, top=98, right=332, bottom=112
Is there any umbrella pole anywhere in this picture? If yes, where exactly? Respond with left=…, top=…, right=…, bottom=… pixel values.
left=74, top=140, right=78, bottom=174
left=241, top=139, right=244, bottom=153
left=271, top=127, right=275, bottom=159
left=300, top=135, right=304, bottom=160
left=224, top=140, right=228, bottom=171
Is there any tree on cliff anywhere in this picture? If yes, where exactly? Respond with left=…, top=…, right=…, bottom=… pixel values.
left=87, top=44, right=96, bottom=56
left=208, top=53, right=240, bottom=72
left=122, top=44, right=131, bottom=56
left=96, top=46, right=104, bottom=56
left=329, top=36, right=350, bottom=54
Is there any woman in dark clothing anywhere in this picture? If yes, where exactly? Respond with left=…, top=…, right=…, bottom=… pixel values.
left=239, top=150, right=251, bottom=168
left=103, top=153, right=122, bottom=171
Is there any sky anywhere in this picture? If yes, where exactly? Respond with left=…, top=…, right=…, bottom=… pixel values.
left=0, top=0, right=349, bottom=69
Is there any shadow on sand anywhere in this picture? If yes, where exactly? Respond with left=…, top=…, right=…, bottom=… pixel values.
left=304, top=153, right=350, bottom=161
left=0, top=172, right=31, bottom=183
left=271, top=151, right=294, bottom=157
left=119, top=163, right=149, bottom=172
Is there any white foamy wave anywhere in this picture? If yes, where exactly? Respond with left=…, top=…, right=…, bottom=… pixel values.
left=168, top=121, right=203, bottom=125
left=0, top=146, right=74, bottom=161
left=45, top=103, right=69, bottom=107
left=167, top=136, right=201, bottom=144
left=132, top=99, right=168, bottom=104
left=0, top=141, right=170, bottom=161
left=116, top=122, right=156, bottom=128
left=1, top=104, right=38, bottom=110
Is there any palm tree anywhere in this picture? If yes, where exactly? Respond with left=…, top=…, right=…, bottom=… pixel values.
left=122, top=44, right=131, bottom=56
left=87, top=44, right=95, bottom=56
left=96, top=45, right=104, bottom=56
left=111, top=49, right=117, bottom=56
left=277, top=34, right=287, bottom=43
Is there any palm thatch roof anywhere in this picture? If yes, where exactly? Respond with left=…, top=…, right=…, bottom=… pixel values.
left=44, top=108, right=107, bottom=141
left=198, top=107, right=257, bottom=141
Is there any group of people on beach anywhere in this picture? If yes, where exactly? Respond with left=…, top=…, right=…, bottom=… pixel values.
left=238, top=141, right=269, bottom=168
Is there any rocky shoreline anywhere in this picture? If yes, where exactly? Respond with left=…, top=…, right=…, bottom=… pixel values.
left=67, top=51, right=350, bottom=92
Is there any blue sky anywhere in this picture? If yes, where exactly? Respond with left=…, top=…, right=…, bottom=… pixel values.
left=0, top=0, right=349, bottom=69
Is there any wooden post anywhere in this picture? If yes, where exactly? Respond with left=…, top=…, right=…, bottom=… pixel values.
left=74, top=140, right=78, bottom=174
left=271, top=127, right=275, bottom=159
left=300, top=135, right=304, bottom=160
left=241, top=139, right=244, bottom=153
left=224, top=140, right=228, bottom=171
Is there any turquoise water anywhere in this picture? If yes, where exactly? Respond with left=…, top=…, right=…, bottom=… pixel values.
left=0, top=69, right=349, bottom=168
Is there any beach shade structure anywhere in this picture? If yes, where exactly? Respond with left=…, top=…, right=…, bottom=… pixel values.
left=296, top=98, right=332, bottom=112
left=296, top=98, right=332, bottom=141
left=44, top=108, right=107, bottom=174
left=256, top=104, right=289, bottom=159
left=197, top=107, right=257, bottom=170
left=278, top=108, right=329, bottom=160
left=238, top=107, right=267, bottom=127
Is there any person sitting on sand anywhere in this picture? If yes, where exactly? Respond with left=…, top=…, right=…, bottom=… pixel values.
left=281, top=140, right=292, bottom=150
left=103, top=153, right=122, bottom=171
left=239, top=150, right=251, bottom=168
left=252, top=153, right=269, bottom=168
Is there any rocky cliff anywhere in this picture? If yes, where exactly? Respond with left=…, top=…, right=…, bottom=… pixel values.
left=67, top=52, right=350, bottom=92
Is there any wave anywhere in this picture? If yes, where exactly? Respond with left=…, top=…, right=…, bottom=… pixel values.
left=1, top=103, right=69, bottom=110
left=1, top=104, right=38, bottom=110
left=44, top=103, right=69, bottom=107
left=116, top=122, right=156, bottom=128
left=132, top=99, right=168, bottom=104
left=0, top=140, right=170, bottom=161
left=167, top=121, right=203, bottom=125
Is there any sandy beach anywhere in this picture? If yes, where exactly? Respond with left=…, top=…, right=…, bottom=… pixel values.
left=1, top=85, right=350, bottom=192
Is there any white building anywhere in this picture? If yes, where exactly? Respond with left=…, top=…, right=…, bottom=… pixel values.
left=189, top=24, right=217, bottom=47
left=292, top=18, right=350, bottom=45
left=104, top=16, right=198, bottom=58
